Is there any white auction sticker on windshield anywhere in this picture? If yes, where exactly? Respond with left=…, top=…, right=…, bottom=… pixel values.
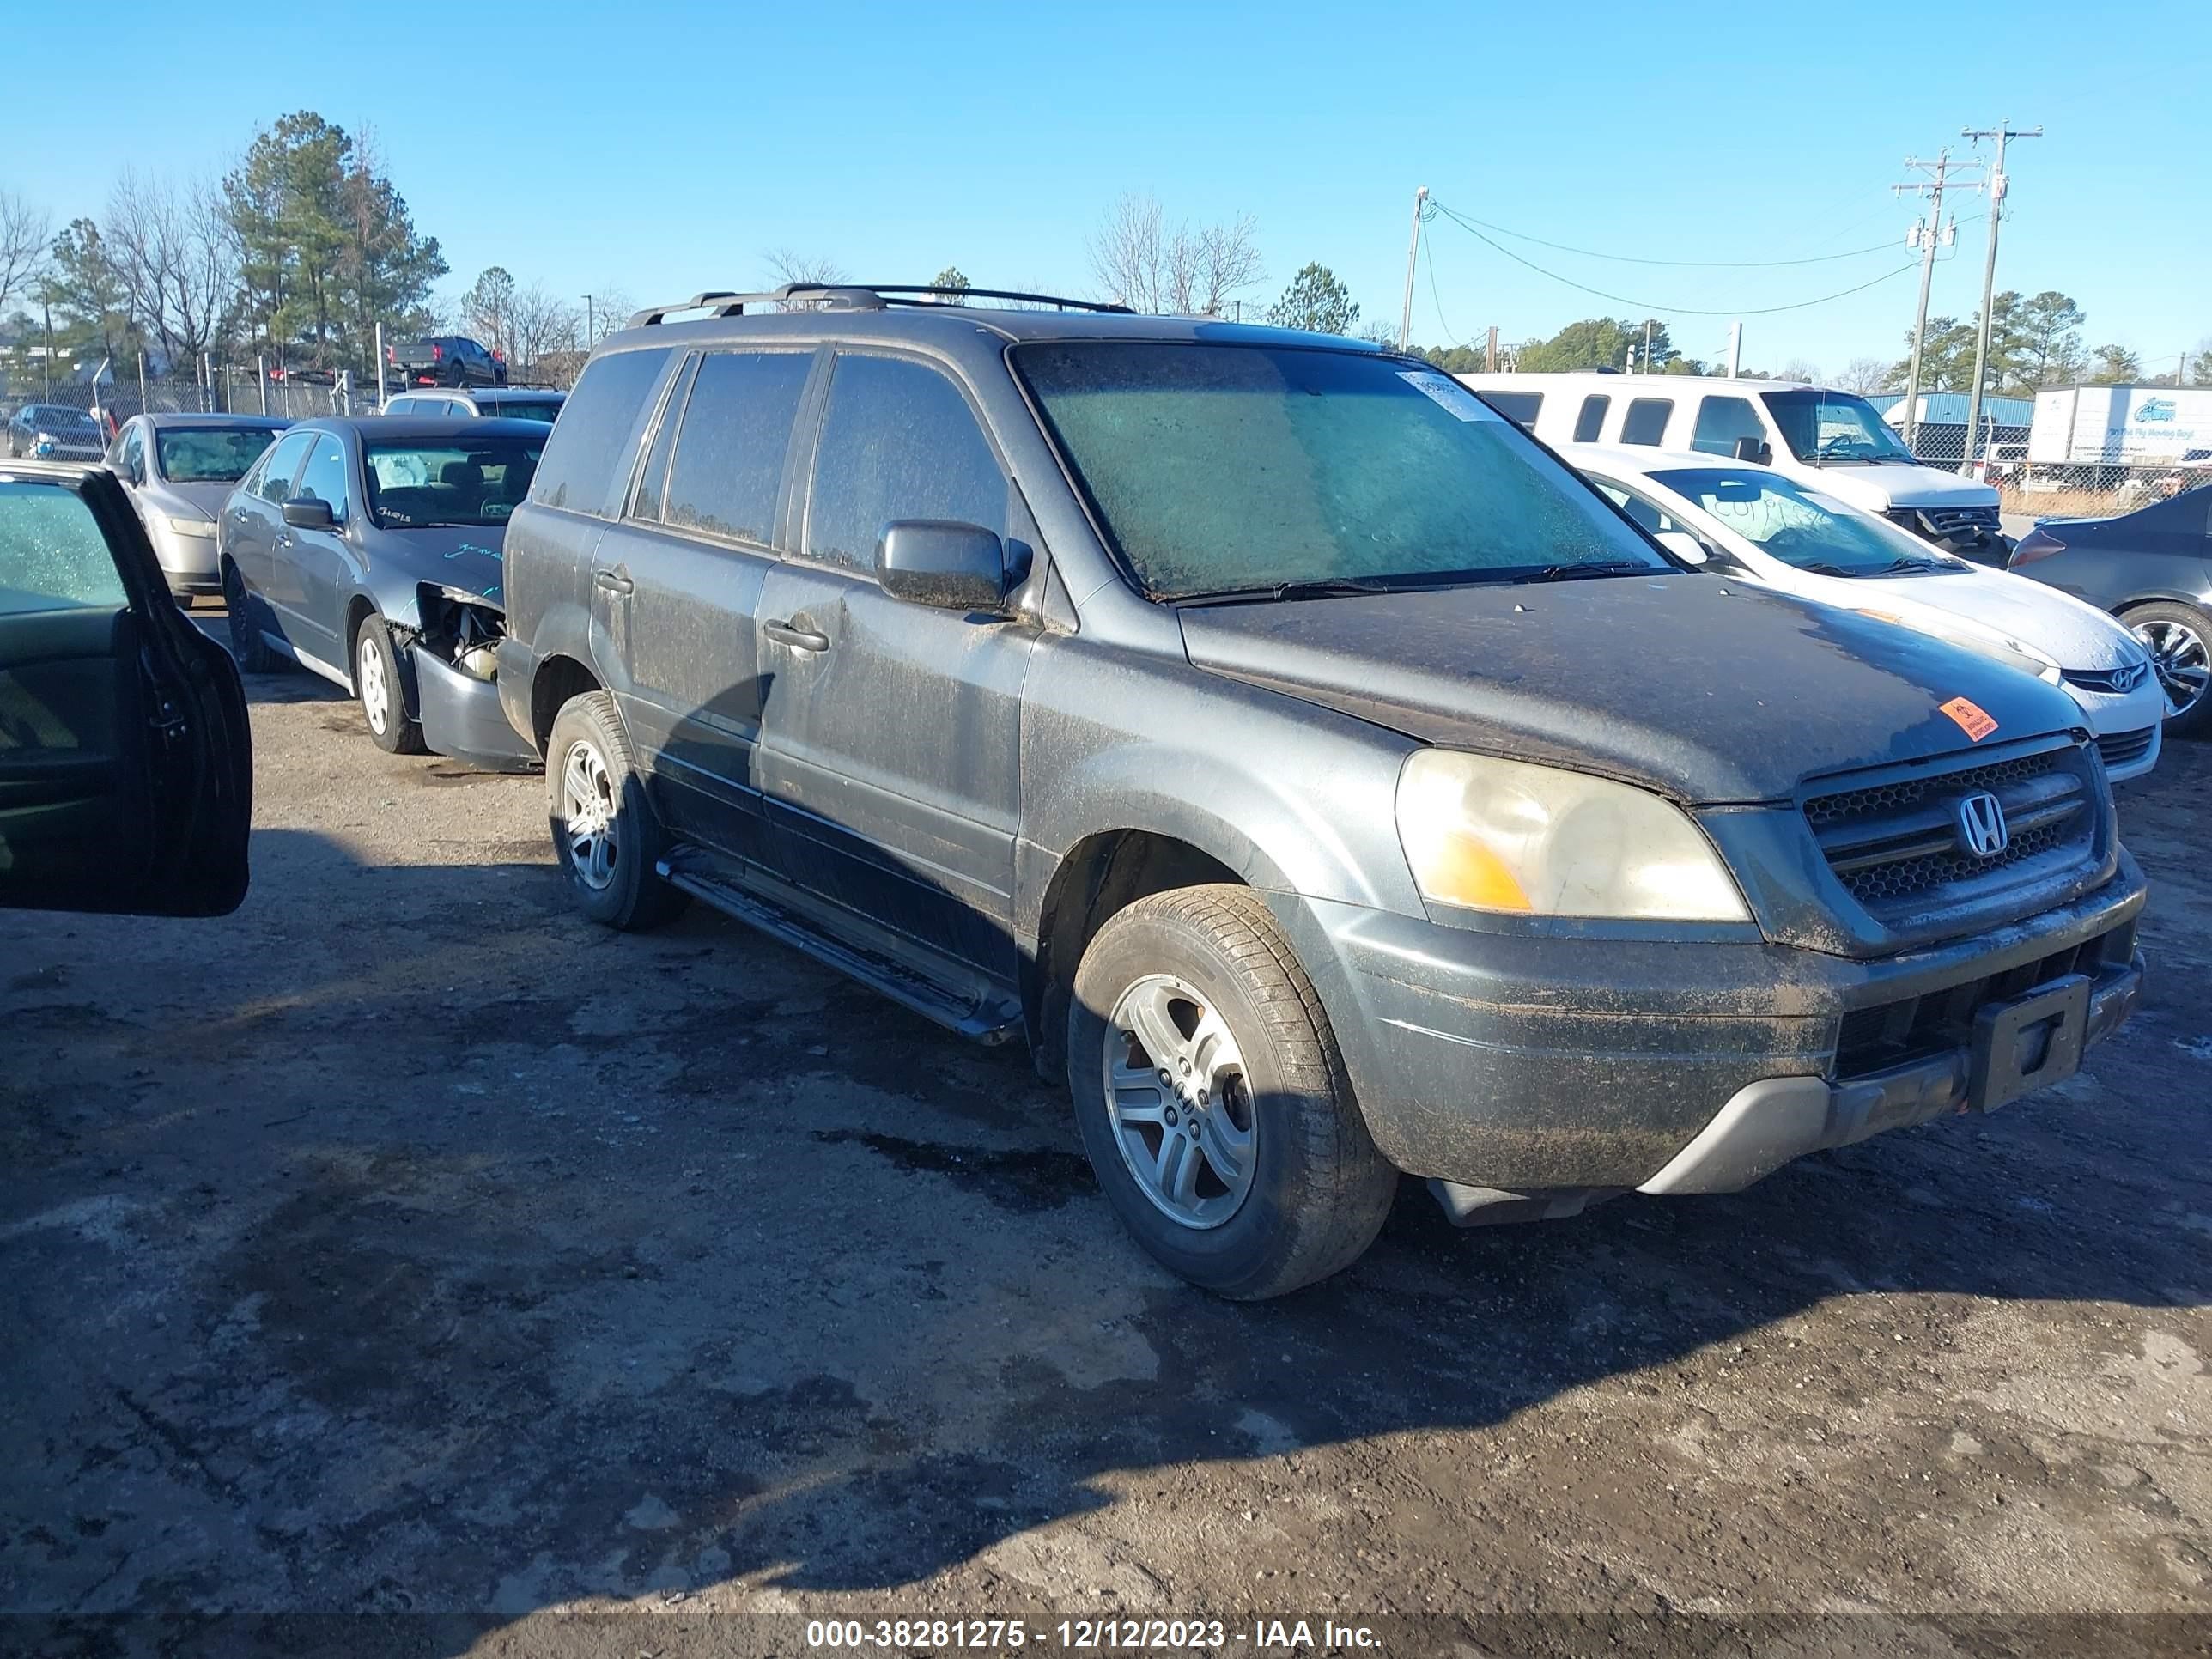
left=1397, top=369, right=1501, bottom=422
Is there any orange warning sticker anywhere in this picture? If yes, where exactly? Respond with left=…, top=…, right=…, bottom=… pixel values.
left=1939, top=696, right=1999, bottom=742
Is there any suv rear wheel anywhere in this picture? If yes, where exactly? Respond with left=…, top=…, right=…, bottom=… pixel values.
left=546, top=690, right=689, bottom=930
left=1067, top=884, right=1396, bottom=1299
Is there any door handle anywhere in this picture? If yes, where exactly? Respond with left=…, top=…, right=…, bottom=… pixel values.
left=594, top=568, right=634, bottom=595
left=765, top=618, right=830, bottom=653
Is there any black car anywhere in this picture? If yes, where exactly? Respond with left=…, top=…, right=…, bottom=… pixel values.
left=216, top=416, right=542, bottom=769
left=389, top=335, right=507, bottom=388
left=2010, top=484, right=2212, bottom=733
left=7, top=403, right=106, bottom=462
left=0, top=460, right=251, bottom=917
left=489, top=282, right=2144, bottom=1298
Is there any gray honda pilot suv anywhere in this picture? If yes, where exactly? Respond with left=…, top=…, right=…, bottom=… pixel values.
left=495, top=283, right=2146, bottom=1298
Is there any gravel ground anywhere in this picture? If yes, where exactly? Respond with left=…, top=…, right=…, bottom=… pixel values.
left=3, top=648, right=2208, bottom=1659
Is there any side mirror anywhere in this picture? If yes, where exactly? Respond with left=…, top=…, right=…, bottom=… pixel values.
left=876, top=520, right=1011, bottom=614
left=282, top=496, right=334, bottom=529
left=1733, top=435, right=1773, bottom=465
left=1655, top=530, right=1710, bottom=567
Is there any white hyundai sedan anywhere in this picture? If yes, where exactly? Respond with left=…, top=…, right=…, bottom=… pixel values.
left=1567, top=444, right=2167, bottom=781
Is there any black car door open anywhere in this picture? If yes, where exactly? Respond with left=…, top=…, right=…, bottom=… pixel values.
left=0, top=465, right=251, bottom=916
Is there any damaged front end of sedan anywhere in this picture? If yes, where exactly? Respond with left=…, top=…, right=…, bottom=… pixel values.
left=407, top=582, right=541, bottom=772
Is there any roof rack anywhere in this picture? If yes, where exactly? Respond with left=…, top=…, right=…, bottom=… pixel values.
left=626, top=283, right=1132, bottom=327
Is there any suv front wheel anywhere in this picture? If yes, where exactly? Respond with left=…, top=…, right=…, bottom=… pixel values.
left=1067, top=884, right=1396, bottom=1299
left=546, top=690, right=689, bottom=930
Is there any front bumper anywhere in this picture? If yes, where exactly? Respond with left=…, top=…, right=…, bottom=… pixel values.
left=1267, top=852, right=2148, bottom=1195
left=414, top=650, right=541, bottom=773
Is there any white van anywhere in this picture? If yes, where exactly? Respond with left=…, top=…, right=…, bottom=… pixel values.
left=1464, top=373, right=2008, bottom=561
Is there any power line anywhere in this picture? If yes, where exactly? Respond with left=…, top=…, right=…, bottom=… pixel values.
left=1426, top=203, right=1898, bottom=268
left=1427, top=202, right=1919, bottom=317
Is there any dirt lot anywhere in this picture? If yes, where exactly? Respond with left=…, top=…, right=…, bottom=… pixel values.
left=3, top=653, right=2209, bottom=1658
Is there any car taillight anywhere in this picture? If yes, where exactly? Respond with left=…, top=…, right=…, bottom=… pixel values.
left=2010, top=532, right=2065, bottom=568
left=431, top=344, right=444, bottom=360
left=386, top=344, right=395, bottom=362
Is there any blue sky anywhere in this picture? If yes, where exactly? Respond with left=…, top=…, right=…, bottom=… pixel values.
left=11, top=0, right=2209, bottom=375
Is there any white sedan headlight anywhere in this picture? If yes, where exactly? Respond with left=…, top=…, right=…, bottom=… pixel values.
left=1395, top=750, right=1750, bottom=921
left=165, top=514, right=216, bottom=539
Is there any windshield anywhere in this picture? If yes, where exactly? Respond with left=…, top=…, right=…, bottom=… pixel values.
left=27, top=406, right=99, bottom=434
left=1016, top=343, right=1663, bottom=599
left=156, top=426, right=280, bottom=483
left=480, top=398, right=562, bottom=424
left=1761, top=390, right=1915, bottom=464
left=1650, top=467, right=1949, bottom=576
left=363, top=438, right=543, bottom=527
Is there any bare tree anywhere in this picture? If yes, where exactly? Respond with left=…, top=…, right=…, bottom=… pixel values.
left=104, top=173, right=240, bottom=370
left=763, top=248, right=847, bottom=309
left=1088, top=193, right=1262, bottom=316
left=1834, top=356, right=1891, bottom=393
left=1776, top=356, right=1823, bottom=385
left=585, top=286, right=635, bottom=342
left=0, top=187, right=51, bottom=310
left=508, top=283, right=580, bottom=380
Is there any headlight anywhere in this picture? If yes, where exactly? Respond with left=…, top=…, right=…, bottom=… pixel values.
left=33, top=438, right=55, bottom=457
left=165, top=514, right=216, bottom=539
left=1394, top=750, right=1750, bottom=921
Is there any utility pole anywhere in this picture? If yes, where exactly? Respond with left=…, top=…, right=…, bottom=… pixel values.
left=1398, top=186, right=1428, bottom=352
left=41, top=285, right=52, bottom=399
left=1644, top=318, right=1655, bottom=374
left=1893, top=147, right=1971, bottom=451
left=584, top=294, right=595, bottom=349
left=1484, top=325, right=1498, bottom=374
left=1959, top=120, right=2041, bottom=475
left=1726, top=322, right=1743, bottom=378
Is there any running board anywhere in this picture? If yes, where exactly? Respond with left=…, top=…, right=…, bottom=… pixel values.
left=659, top=858, right=1024, bottom=1046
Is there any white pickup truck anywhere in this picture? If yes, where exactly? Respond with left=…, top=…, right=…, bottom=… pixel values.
left=1466, top=372, right=2008, bottom=561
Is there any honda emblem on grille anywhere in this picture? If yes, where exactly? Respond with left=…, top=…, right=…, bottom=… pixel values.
left=1955, top=791, right=2009, bottom=858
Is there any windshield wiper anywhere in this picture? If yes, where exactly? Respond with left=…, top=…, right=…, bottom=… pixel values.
left=1173, top=576, right=1406, bottom=607
left=1528, top=560, right=1654, bottom=583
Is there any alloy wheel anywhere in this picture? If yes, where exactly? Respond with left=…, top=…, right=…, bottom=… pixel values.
left=560, top=738, right=618, bottom=891
left=357, top=631, right=390, bottom=735
left=1100, top=973, right=1257, bottom=1230
left=2132, top=618, right=2209, bottom=718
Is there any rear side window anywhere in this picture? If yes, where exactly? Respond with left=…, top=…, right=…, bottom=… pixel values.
left=629, top=356, right=698, bottom=523
left=0, top=480, right=127, bottom=617
left=805, top=355, right=1006, bottom=574
left=1691, top=396, right=1765, bottom=457
left=1572, top=395, right=1609, bottom=443
left=1481, top=390, right=1542, bottom=428
left=530, top=346, right=674, bottom=514
left=1620, top=398, right=1674, bottom=446
left=663, top=350, right=814, bottom=545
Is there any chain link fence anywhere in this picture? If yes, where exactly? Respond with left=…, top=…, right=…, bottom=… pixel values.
left=0, top=364, right=386, bottom=436
left=1884, top=418, right=2197, bottom=525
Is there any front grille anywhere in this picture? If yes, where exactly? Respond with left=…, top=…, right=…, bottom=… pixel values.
left=1888, top=504, right=2001, bottom=539
left=2065, top=663, right=2148, bottom=696
left=1834, top=919, right=2136, bottom=1079
left=1805, top=745, right=2100, bottom=921
left=2097, top=726, right=2155, bottom=770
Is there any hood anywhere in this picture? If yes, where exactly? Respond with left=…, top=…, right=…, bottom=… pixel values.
left=148, top=480, right=236, bottom=520
left=1802, top=464, right=1996, bottom=513
left=368, top=522, right=507, bottom=607
left=1824, top=562, right=2142, bottom=672
left=1177, top=573, right=2086, bottom=804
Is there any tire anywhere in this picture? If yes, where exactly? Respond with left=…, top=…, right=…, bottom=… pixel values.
left=2123, top=601, right=2212, bottom=738
left=1066, top=884, right=1397, bottom=1299
left=221, top=558, right=282, bottom=672
left=545, top=690, right=690, bottom=930
left=354, top=611, right=427, bottom=755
